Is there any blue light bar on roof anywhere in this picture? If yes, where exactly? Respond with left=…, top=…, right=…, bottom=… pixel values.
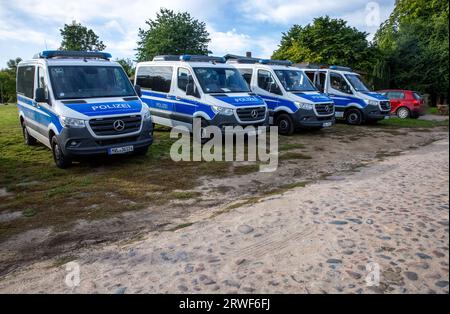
left=37, top=50, right=112, bottom=60
left=154, top=55, right=225, bottom=63
left=259, top=59, right=292, bottom=66
left=329, top=65, right=352, bottom=72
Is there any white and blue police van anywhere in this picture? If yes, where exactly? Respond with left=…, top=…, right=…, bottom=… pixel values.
left=134, top=55, right=268, bottom=138
left=16, top=51, right=153, bottom=168
left=301, top=65, right=391, bottom=125
left=226, top=56, right=335, bottom=136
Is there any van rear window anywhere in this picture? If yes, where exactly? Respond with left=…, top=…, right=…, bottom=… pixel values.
left=136, top=66, right=173, bottom=93
left=17, top=66, right=35, bottom=99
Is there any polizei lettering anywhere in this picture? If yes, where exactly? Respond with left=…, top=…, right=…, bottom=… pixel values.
left=233, top=97, right=260, bottom=103
left=91, top=103, right=132, bottom=111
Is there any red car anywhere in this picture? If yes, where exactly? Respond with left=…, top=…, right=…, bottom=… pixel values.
left=377, top=89, right=425, bottom=119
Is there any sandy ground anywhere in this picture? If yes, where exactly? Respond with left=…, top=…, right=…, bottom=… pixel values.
left=1, top=125, right=448, bottom=276
left=1, top=135, right=448, bottom=294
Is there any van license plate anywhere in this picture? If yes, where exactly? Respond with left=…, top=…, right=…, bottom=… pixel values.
left=108, top=146, right=134, bottom=155
left=323, top=122, right=333, bottom=128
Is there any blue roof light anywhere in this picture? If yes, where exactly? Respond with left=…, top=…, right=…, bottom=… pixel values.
left=36, top=50, right=112, bottom=60
left=180, top=55, right=192, bottom=61
left=329, top=65, right=352, bottom=72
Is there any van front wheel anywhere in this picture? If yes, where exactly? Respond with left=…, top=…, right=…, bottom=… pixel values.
left=276, top=114, right=294, bottom=136
left=345, top=109, right=363, bottom=125
left=51, top=136, right=71, bottom=169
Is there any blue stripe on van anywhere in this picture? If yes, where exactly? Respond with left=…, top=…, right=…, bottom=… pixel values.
left=291, top=92, right=332, bottom=103
left=329, top=95, right=366, bottom=108
left=212, top=95, right=265, bottom=107
left=17, top=96, right=63, bottom=132
left=141, top=90, right=216, bottom=120
left=258, top=95, right=298, bottom=112
left=64, top=100, right=142, bottom=116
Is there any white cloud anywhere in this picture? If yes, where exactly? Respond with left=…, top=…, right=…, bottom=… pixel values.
left=238, top=0, right=395, bottom=36
left=209, top=28, right=279, bottom=58
left=0, top=0, right=395, bottom=65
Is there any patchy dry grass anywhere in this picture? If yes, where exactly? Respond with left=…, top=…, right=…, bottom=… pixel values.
left=0, top=105, right=238, bottom=238
left=378, top=117, right=448, bottom=128
left=281, top=152, right=313, bottom=160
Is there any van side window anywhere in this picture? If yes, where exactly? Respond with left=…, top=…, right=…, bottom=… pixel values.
left=17, top=66, right=35, bottom=99
left=258, top=70, right=281, bottom=95
left=177, top=68, right=191, bottom=93
left=37, top=67, right=49, bottom=98
left=238, top=69, right=253, bottom=86
left=136, top=66, right=173, bottom=93
left=330, top=72, right=352, bottom=94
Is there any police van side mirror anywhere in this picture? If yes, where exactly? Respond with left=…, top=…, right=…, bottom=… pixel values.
left=270, top=84, right=282, bottom=95
left=186, top=83, right=196, bottom=97
left=134, top=85, right=142, bottom=97
left=35, top=88, right=48, bottom=103
left=315, top=82, right=323, bottom=92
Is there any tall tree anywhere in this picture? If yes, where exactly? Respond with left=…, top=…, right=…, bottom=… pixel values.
left=0, top=58, right=22, bottom=103
left=116, top=58, right=135, bottom=78
left=272, top=16, right=376, bottom=74
left=373, top=0, right=448, bottom=104
left=60, top=21, right=106, bottom=51
left=136, top=8, right=211, bottom=62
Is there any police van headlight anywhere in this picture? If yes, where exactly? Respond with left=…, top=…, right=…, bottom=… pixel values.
left=143, top=108, right=152, bottom=121
left=212, top=105, right=234, bottom=116
left=60, top=116, right=86, bottom=128
left=365, top=99, right=379, bottom=106
left=295, top=102, right=314, bottom=110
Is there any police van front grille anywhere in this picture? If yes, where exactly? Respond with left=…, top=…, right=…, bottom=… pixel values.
left=89, top=115, right=142, bottom=136
left=380, top=101, right=391, bottom=111
left=236, top=106, right=266, bottom=122
left=315, top=103, right=334, bottom=116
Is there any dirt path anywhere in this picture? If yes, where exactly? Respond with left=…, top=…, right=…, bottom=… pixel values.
left=1, top=125, right=448, bottom=276
left=1, top=135, right=448, bottom=294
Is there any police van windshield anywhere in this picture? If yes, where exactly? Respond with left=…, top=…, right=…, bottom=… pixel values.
left=193, top=67, right=250, bottom=94
left=49, top=66, right=136, bottom=100
left=345, top=74, right=371, bottom=92
left=274, top=70, right=317, bottom=92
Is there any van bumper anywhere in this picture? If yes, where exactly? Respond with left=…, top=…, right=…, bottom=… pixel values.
left=58, top=120, right=153, bottom=157
left=363, top=107, right=391, bottom=121
left=210, top=114, right=269, bottom=132
left=292, top=110, right=335, bottom=129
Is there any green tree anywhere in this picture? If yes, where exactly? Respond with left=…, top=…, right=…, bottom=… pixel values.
left=272, top=16, right=376, bottom=74
left=373, top=0, right=449, bottom=104
left=6, top=57, right=22, bottom=75
left=116, top=58, right=135, bottom=78
left=60, top=21, right=106, bottom=51
left=0, top=57, right=22, bottom=103
left=136, top=8, right=211, bottom=62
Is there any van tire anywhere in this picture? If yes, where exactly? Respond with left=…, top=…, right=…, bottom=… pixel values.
left=192, top=119, right=211, bottom=144
left=51, top=136, right=71, bottom=169
left=275, top=113, right=294, bottom=136
left=22, top=123, right=37, bottom=146
left=397, top=107, right=410, bottom=119
left=345, top=108, right=363, bottom=125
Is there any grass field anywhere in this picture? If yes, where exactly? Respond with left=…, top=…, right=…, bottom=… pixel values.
left=0, top=104, right=263, bottom=237
left=0, top=104, right=448, bottom=238
left=378, top=117, right=449, bottom=128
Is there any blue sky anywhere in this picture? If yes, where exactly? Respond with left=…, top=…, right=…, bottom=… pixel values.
left=0, top=0, right=395, bottom=67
